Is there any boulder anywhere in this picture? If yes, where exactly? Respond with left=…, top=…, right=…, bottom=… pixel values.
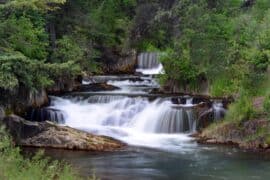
left=2, top=115, right=43, bottom=141
left=2, top=115, right=125, bottom=151
left=21, top=123, right=125, bottom=151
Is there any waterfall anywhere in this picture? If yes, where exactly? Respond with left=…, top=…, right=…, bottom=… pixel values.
left=136, top=52, right=164, bottom=75
left=83, top=75, right=142, bottom=84
left=186, top=97, right=193, bottom=105
left=50, top=96, right=197, bottom=136
left=26, top=107, right=65, bottom=123
left=137, top=52, right=160, bottom=69
left=213, top=102, right=226, bottom=120
left=46, top=70, right=227, bottom=150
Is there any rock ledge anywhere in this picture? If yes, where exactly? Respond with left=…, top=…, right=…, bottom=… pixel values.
left=2, top=115, right=125, bottom=151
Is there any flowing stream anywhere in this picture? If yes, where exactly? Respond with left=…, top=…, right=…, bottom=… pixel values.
left=29, top=52, right=270, bottom=179
left=48, top=52, right=200, bottom=150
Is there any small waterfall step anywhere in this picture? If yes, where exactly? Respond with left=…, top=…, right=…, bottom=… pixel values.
left=137, top=52, right=160, bottom=69
left=136, top=52, right=164, bottom=75
left=83, top=75, right=145, bottom=84
left=25, top=107, right=66, bottom=123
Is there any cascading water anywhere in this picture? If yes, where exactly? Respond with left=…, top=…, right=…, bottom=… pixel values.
left=46, top=54, right=225, bottom=151
left=50, top=94, right=197, bottom=150
left=213, top=102, right=226, bottom=120
left=136, top=52, right=164, bottom=75
left=50, top=96, right=200, bottom=151
left=26, top=107, right=65, bottom=123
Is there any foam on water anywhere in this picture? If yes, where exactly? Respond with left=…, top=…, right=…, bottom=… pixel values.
left=50, top=95, right=197, bottom=151
left=136, top=64, right=164, bottom=75
left=47, top=52, right=213, bottom=151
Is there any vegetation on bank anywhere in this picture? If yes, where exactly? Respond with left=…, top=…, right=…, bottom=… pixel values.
left=1, top=0, right=269, bottom=99
left=0, top=126, right=81, bottom=179
left=0, top=0, right=136, bottom=93
left=142, top=0, right=269, bottom=97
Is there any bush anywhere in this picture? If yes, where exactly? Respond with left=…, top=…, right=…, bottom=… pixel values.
left=225, top=95, right=254, bottom=122
left=0, top=53, right=53, bottom=91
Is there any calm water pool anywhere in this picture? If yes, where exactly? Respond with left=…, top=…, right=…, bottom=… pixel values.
left=24, top=144, right=270, bottom=180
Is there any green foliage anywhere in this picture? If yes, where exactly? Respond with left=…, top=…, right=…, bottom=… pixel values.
left=0, top=15, right=48, bottom=60
left=143, top=0, right=270, bottom=97
left=51, top=36, right=83, bottom=63
left=0, top=0, right=105, bottom=92
left=68, top=0, right=136, bottom=49
left=225, top=95, right=254, bottom=122
left=0, top=53, right=53, bottom=91
left=46, top=61, right=81, bottom=82
left=263, top=94, right=270, bottom=114
left=0, top=53, right=80, bottom=91
left=1, top=0, right=270, bottom=108
left=160, top=48, right=201, bottom=90
left=0, top=126, right=80, bottom=180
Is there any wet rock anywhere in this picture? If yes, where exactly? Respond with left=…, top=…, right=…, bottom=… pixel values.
left=47, top=76, right=82, bottom=95
left=29, top=89, right=49, bottom=108
left=21, top=123, right=125, bottom=151
left=2, top=115, right=125, bottom=151
left=77, top=83, right=120, bottom=92
left=25, top=107, right=65, bottom=123
left=2, top=115, right=42, bottom=140
left=0, top=106, right=5, bottom=121
left=241, top=0, right=255, bottom=8
left=0, top=87, right=49, bottom=115
left=101, top=49, right=137, bottom=74
left=195, top=103, right=214, bottom=129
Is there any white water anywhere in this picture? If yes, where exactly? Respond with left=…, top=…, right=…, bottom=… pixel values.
left=136, top=64, right=164, bottom=75
left=50, top=95, right=197, bottom=151
left=107, top=78, right=160, bottom=94
left=213, top=102, right=226, bottom=120
left=136, top=52, right=165, bottom=75
left=47, top=52, right=227, bottom=151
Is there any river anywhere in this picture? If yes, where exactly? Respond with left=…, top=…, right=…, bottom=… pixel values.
left=27, top=52, right=270, bottom=179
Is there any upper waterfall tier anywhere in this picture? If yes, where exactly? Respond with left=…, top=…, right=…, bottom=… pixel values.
left=136, top=52, right=164, bottom=75
left=137, top=52, right=160, bottom=69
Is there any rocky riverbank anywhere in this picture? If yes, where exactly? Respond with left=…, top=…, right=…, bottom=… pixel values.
left=1, top=114, right=126, bottom=151
left=196, top=97, right=270, bottom=152
left=196, top=119, right=270, bottom=151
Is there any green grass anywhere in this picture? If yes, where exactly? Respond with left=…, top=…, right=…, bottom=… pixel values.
left=0, top=126, right=81, bottom=180
left=263, top=94, right=270, bottom=116
left=225, top=95, right=255, bottom=123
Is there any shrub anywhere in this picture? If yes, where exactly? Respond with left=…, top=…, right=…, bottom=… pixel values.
left=225, top=95, right=254, bottom=122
